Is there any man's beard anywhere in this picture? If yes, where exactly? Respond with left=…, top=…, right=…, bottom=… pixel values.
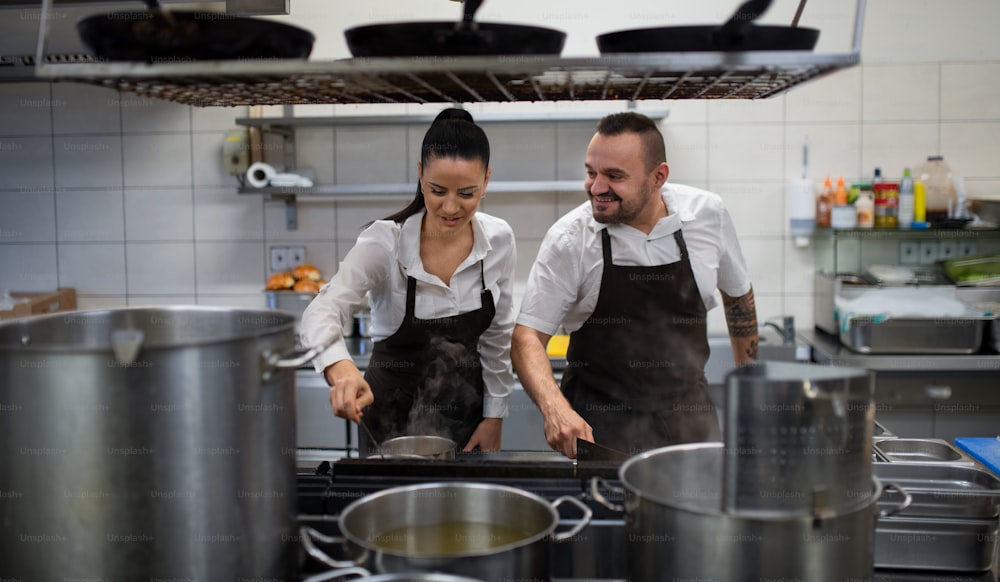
left=591, top=182, right=655, bottom=225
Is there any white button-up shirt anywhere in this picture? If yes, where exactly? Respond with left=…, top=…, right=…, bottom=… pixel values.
left=299, top=211, right=516, bottom=418
left=517, top=183, right=751, bottom=336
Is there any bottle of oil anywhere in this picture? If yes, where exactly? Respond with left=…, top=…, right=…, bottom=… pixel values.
left=815, top=175, right=832, bottom=228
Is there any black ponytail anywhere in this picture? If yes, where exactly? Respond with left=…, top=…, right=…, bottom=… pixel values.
left=382, top=108, right=491, bottom=224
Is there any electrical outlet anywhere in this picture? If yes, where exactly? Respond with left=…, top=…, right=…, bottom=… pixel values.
left=939, top=240, right=959, bottom=261
left=919, top=240, right=939, bottom=264
left=288, top=246, right=306, bottom=268
left=899, top=241, right=920, bottom=265
left=958, top=241, right=979, bottom=257
left=269, top=246, right=288, bottom=272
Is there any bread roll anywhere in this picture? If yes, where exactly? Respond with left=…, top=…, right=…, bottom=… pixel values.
left=266, top=272, right=295, bottom=290
left=292, top=264, right=322, bottom=282
left=293, top=279, right=320, bottom=293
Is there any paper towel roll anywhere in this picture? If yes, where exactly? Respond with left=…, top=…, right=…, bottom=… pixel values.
left=246, top=162, right=314, bottom=188
left=246, top=162, right=275, bottom=188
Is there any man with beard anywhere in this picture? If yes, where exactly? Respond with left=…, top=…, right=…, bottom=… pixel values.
left=511, top=112, right=758, bottom=458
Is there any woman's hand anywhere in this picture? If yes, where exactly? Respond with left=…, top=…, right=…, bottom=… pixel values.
left=463, top=417, right=503, bottom=452
left=323, top=360, right=374, bottom=424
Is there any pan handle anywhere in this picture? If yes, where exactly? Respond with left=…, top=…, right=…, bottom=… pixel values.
left=548, top=495, right=593, bottom=542
left=302, top=567, right=372, bottom=582
left=715, top=0, right=774, bottom=50
left=877, top=482, right=913, bottom=518
left=262, top=334, right=337, bottom=379
left=300, top=526, right=368, bottom=570
left=588, top=477, right=626, bottom=513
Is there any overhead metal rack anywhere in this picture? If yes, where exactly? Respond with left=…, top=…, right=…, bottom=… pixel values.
left=30, top=0, right=866, bottom=107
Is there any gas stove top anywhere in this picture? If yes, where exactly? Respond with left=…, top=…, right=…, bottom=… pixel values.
left=294, top=452, right=999, bottom=582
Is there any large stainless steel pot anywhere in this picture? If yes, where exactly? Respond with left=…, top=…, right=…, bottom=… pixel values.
left=0, top=306, right=330, bottom=581
left=371, top=435, right=457, bottom=460
left=592, top=442, right=911, bottom=582
left=303, top=482, right=592, bottom=581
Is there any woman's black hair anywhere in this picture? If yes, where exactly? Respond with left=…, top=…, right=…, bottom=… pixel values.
left=382, top=108, right=491, bottom=224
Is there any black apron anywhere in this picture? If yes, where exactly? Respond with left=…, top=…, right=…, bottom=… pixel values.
left=359, top=261, right=495, bottom=456
left=561, top=227, right=721, bottom=455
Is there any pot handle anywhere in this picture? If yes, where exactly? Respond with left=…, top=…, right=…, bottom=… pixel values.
left=548, top=495, right=594, bottom=542
left=300, top=526, right=368, bottom=570
left=589, top=476, right=626, bottom=513
left=262, top=335, right=337, bottom=378
left=877, top=482, right=913, bottom=518
left=302, top=567, right=372, bottom=582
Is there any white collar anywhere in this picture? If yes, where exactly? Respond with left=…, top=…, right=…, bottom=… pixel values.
left=398, top=211, right=491, bottom=282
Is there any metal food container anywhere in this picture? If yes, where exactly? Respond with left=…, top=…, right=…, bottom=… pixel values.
left=873, top=462, right=1000, bottom=519
left=266, top=290, right=316, bottom=322
left=874, top=438, right=977, bottom=466
left=941, top=253, right=1000, bottom=287
left=839, top=314, right=989, bottom=354
left=874, top=515, right=998, bottom=572
left=813, top=272, right=876, bottom=335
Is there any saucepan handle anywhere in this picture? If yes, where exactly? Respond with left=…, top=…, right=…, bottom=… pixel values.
left=300, top=526, right=368, bottom=570
left=262, top=335, right=336, bottom=379
left=589, top=476, right=626, bottom=513
left=549, top=495, right=593, bottom=542
left=302, top=566, right=372, bottom=582
left=877, top=482, right=913, bottom=518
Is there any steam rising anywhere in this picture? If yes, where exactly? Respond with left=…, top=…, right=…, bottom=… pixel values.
left=403, top=335, right=480, bottom=441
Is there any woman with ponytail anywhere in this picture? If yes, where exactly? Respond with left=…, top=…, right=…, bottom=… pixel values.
left=300, top=108, right=516, bottom=454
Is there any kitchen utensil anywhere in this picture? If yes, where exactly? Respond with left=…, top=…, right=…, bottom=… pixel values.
left=590, top=442, right=908, bottom=582
left=956, top=437, right=1000, bottom=477
left=76, top=9, right=314, bottom=62
left=0, top=306, right=334, bottom=581
left=576, top=438, right=629, bottom=463
left=875, top=515, right=999, bottom=572
left=873, top=462, right=1000, bottom=519
left=318, top=482, right=592, bottom=579
left=723, top=361, right=875, bottom=516
left=596, top=0, right=820, bottom=53
left=358, top=418, right=385, bottom=459
left=343, top=0, right=566, bottom=57
left=375, top=435, right=457, bottom=460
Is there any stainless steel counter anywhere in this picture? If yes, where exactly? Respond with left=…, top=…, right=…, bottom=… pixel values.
left=802, top=328, right=1000, bottom=371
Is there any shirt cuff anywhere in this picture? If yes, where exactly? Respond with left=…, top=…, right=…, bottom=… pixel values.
left=483, top=394, right=509, bottom=419
left=310, top=341, right=354, bottom=378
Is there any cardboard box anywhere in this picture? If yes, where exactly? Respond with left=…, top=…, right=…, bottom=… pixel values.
left=0, top=288, right=77, bottom=321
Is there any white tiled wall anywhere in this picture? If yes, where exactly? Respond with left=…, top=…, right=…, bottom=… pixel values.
left=2, top=2, right=1000, bottom=334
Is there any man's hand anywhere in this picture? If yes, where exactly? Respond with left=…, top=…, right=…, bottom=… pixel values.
left=463, top=417, right=503, bottom=452
left=542, top=402, right=593, bottom=459
left=323, top=359, right=374, bottom=423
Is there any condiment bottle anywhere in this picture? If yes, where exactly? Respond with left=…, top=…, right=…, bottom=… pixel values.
left=915, top=156, right=956, bottom=226
left=898, top=168, right=915, bottom=229
left=856, top=190, right=875, bottom=229
left=873, top=182, right=899, bottom=228
left=815, top=175, right=832, bottom=228
left=834, top=176, right=848, bottom=206
left=912, top=180, right=928, bottom=229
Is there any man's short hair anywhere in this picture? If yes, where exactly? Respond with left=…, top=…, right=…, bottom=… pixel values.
left=596, top=112, right=667, bottom=172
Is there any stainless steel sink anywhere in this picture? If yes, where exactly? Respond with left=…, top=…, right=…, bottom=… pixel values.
left=704, top=327, right=807, bottom=386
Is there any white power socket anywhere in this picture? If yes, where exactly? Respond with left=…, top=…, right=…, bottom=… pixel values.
left=288, top=246, right=306, bottom=268
left=939, top=240, right=959, bottom=261
left=919, top=241, right=939, bottom=264
left=269, top=246, right=289, bottom=272
left=958, top=241, right=979, bottom=257
left=899, top=241, right=920, bottom=265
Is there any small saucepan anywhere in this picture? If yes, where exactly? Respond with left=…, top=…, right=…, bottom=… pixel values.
left=368, top=436, right=457, bottom=460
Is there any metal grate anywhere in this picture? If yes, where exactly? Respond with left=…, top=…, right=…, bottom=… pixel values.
left=37, top=52, right=860, bottom=107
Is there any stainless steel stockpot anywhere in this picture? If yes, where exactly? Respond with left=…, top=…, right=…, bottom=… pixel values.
left=304, top=482, right=592, bottom=581
left=0, top=306, right=330, bottom=581
left=592, top=442, right=912, bottom=582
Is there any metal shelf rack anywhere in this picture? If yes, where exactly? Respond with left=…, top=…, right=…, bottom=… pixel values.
left=31, top=0, right=866, bottom=107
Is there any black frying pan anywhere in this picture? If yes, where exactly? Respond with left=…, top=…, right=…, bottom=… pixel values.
left=597, top=0, right=819, bottom=53
left=344, top=0, right=565, bottom=58
left=76, top=7, right=314, bottom=62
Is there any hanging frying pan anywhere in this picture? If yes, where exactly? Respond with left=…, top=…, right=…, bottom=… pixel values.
left=76, top=1, right=314, bottom=62
left=597, top=0, right=818, bottom=53
left=344, top=0, right=566, bottom=58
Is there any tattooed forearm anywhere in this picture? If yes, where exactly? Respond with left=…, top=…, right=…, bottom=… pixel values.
left=722, top=287, right=759, bottom=364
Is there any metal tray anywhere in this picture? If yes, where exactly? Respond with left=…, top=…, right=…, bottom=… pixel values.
left=874, top=515, right=998, bottom=572
left=875, top=438, right=977, bottom=466
left=839, top=315, right=988, bottom=354
left=941, top=254, right=1000, bottom=287
left=874, top=462, right=1000, bottom=519
left=874, top=419, right=896, bottom=438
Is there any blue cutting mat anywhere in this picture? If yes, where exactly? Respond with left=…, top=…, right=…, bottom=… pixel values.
left=955, top=437, right=1000, bottom=477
